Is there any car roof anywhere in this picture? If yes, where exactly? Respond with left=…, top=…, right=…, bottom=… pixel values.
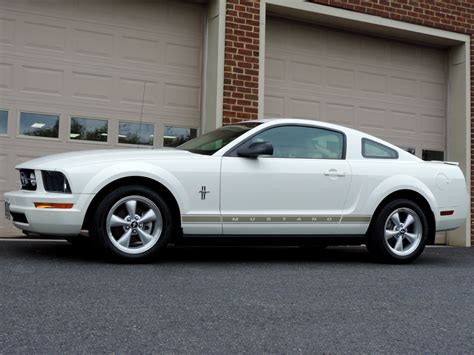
left=239, top=118, right=359, bottom=134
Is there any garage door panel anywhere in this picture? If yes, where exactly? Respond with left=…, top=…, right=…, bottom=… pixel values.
left=264, top=95, right=285, bottom=117
left=289, top=98, right=321, bottom=120
left=23, top=20, right=66, bottom=53
left=21, top=64, right=64, bottom=97
left=265, top=17, right=447, bottom=155
left=0, top=17, right=15, bottom=46
left=327, top=31, right=360, bottom=60
left=358, top=71, right=387, bottom=95
left=0, top=62, right=14, bottom=91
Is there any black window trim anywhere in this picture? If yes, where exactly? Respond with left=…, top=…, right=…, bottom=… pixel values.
left=361, top=137, right=399, bottom=159
left=224, top=123, right=347, bottom=160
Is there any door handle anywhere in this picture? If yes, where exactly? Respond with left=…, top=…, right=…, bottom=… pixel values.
left=324, top=169, right=346, bottom=177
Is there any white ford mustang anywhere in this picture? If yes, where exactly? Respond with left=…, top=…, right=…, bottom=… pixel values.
left=4, top=119, right=468, bottom=263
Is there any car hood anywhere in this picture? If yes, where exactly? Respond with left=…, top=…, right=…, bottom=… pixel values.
left=16, top=148, right=199, bottom=170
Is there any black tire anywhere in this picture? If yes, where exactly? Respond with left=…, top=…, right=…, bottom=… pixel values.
left=366, top=199, right=428, bottom=264
left=91, top=185, right=174, bottom=262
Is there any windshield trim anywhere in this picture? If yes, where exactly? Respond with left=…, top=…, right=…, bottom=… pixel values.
left=177, top=122, right=263, bottom=156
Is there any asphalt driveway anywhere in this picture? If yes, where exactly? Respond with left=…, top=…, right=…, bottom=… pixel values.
left=0, top=239, right=473, bottom=353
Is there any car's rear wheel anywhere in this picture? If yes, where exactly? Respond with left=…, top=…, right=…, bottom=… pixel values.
left=366, top=199, right=428, bottom=264
left=91, top=185, right=173, bottom=262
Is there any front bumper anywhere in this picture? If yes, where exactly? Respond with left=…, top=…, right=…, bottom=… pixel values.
left=4, top=190, right=91, bottom=236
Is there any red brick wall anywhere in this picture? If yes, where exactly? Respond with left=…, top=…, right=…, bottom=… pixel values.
left=308, top=1, right=474, bottom=243
left=223, top=0, right=260, bottom=125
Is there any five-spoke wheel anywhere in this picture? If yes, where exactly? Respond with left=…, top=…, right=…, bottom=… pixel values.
left=106, top=196, right=163, bottom=255
left=92, top=185, right=174, bottom=261
left=366, top=199, right=429, bottom=264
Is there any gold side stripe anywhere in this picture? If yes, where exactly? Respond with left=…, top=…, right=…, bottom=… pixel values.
left=340, top=216, right=372, bottom=223
left=182, top=215, right=371, bottom=224
left=182, top=215, right=221, bottom=223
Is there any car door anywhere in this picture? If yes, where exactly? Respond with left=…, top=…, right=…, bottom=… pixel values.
left=220, top=124, right=352, bottom=235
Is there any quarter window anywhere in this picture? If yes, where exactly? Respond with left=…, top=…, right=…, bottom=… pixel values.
left=164, top=126, right=197, bottom=147
left=20, top=112, right=59, bottom=138
left=0, top=110, right=7, bottom=135
left=362, top=138, right=398, bottom=159
left=118, top=121, right=154, bottom=146
left=241, top=125, right=344, bottom=159
left=70, top=117, right=108, bottom=142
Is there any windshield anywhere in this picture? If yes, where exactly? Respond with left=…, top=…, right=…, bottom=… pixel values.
left=177, top=122, right=261, bottom=155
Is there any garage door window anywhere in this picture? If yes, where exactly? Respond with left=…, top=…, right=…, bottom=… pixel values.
left=70, top=117, right=108, bottom=142
left=164, top=126, right=197, bottom=147
left=118, top=121, right=154, bottom=146
left=0, top=110, right=7, bottom=135
left=19, top=112, right=59, bottom=138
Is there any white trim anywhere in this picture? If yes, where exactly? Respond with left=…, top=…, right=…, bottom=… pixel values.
left=265, top=0, right=469, bottom=45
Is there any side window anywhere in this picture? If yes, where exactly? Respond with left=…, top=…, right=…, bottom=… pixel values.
left=362, top=138, right=398, bottom=159
left=242, top=125, right=344, bottom=159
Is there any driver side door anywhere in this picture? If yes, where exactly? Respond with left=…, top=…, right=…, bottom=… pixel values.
left=220, top=124, right=352, bottom=235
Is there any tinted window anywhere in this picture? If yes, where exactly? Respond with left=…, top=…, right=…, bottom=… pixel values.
left=164, top=126, right=197, bottom=147
left=20, top=112, right=59, bottom=138
left=362, top=138, right=398, bottom=159
left=118, top=121, right=154, bottom=146
left=0, top=110, right=7, bottom=134
left=70, top=117, right=108, bottom=142
left=178, top=123, right=260, bottom=155
left=242, top=125, right=344, bottom=159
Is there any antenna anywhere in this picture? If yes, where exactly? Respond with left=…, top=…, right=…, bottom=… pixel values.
left=137, top=81, right=147, bottom=149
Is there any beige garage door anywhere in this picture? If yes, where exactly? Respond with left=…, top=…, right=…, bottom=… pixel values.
left=0, top=0, right=204, bottom=236
left=265, top=17, right=447, bottom=157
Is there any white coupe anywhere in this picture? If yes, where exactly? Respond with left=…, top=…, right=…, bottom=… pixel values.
left=4, top=119, right=468, bottom=263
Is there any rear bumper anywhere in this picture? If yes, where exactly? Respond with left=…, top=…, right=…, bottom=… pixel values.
left=4, top=190, right=91, bottom=236
left=435, top=205, right=468, bottom=232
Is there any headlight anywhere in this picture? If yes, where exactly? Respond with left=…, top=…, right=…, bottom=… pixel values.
left=41, top=171, right=72, bottom=193
left=19, top=169, right=37, bottom=191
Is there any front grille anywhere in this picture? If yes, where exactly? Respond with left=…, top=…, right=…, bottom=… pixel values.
left=11, top=212, right=28, bottom=224
left=19, top=169, right=37, bottom=191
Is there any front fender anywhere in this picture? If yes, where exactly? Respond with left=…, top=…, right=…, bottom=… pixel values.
left=69, top=162, right=190, bottom=213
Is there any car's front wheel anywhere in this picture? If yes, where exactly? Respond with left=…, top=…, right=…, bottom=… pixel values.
left=91, top=185, right=174, bottom=262
left=366, top=199, right=428, bottom=264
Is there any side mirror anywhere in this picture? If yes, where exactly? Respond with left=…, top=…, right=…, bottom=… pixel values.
left=237, top=141, right=273, bottom=158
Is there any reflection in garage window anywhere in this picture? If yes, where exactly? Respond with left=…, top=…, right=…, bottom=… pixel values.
left=163, top=126, right=197, bottom=147
left=70, top=117, right=108, bottom=142
left=0, top=110, right=7, bottom=135
left=118, top=121, right=154, bottom=146
left=20, top=112, right=59, bottom=138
